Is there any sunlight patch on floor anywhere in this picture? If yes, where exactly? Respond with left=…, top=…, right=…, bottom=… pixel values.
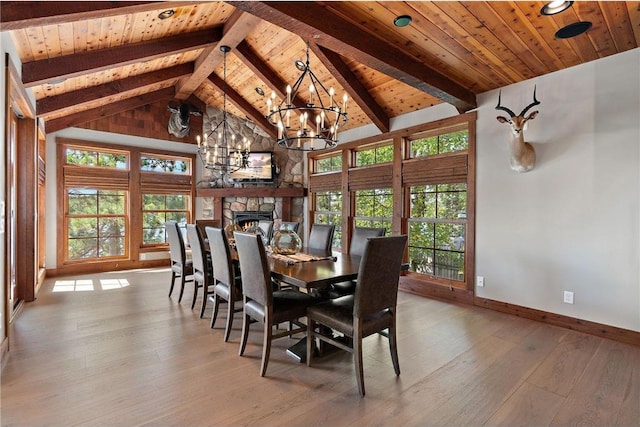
left=52, top=278, right=130, bottom=292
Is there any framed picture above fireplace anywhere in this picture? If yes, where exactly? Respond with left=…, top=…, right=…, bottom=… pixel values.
left=229, top=151, right=276, bottom=184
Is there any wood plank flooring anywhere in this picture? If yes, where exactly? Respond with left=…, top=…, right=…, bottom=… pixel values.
left=1, top=268, right=638, bottom=426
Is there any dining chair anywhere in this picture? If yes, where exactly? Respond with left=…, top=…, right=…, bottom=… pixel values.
left=308, top=223, right=335, bottom=251
left=234, top=231, right=317, bottom=376
left=186, top=224, right=214, bottom=316
left=306, top=235, right=408, bottom=397
left=279, top=221, right=300, bottom=234
left=205, top=226, right=244, bottom=341
left=165, top=221, right=194, bottom=303
left=195, top=219, right=221, bottom=239
left=329, top=226, right=386, bottom=299
left=257, top=220, right=274, bottom=244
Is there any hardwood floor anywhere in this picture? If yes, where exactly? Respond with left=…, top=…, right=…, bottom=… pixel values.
left=2, top=268, right=638, bottom=426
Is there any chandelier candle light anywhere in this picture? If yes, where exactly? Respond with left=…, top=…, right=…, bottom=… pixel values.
left=197, top=45, right=251, bottom=174
left=265, top=42, right=348, bottom=151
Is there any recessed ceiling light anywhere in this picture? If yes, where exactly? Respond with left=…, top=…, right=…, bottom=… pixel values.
left=541, top=1, right=573, bottom=16
left=555, top=21, right=592, bottom=39
left=255, top=87, right=264, bottom=96
left=393, top=15, right=412, bottom=27
left=158, top=9, right=175, bottom=20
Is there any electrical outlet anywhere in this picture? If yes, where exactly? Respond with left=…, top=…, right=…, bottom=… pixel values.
left=563, top=291, right=574, bottom=304
left=477, top=276, right=484, bottom=287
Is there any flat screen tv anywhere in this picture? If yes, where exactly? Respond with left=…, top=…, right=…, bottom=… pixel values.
left=229, top=151, right=276, bottom=183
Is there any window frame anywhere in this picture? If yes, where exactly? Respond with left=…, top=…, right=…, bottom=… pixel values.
left=308, top=112, right=476, bottom=293
left=56, top=137, right=196, bottom=271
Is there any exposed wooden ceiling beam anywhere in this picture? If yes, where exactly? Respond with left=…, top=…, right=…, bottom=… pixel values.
left=310, top=43, right=390, bottom=133
left=229, top=1, right=477, bottom=112
left=22, top=27, right=222, bottom=88
left=207, top=73, right=278, bottom=140
left=37, top=63, right=194, bottom=117
left=175, top=10, right=262, bottom=100
left=45, top=87, right=175, bottom=133
left=234, top=40, right=318, bottom=128
left=0, top=2, right=200, bottom=31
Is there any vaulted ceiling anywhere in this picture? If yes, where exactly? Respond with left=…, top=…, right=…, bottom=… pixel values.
left=2, top=1, right=638, bottom=139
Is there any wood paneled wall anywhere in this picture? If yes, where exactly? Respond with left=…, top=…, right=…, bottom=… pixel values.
left=77, top=99, right=204, bottom=146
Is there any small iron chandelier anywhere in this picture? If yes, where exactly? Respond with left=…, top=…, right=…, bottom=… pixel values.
left=197, top=45, right=251, bottom=174
left=265, top=41, right=348, bottom=151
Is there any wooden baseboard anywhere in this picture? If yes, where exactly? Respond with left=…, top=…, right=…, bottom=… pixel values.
left=399, top=277, right=638, bottom=347
left=475, top=297, right=639, bottom=347
left=399, top=276, right=474, bottom=304
left=46, top=259, right=169, bottom=277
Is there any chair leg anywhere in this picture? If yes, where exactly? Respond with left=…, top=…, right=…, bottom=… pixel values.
left=354, top=328, right=365, bottom=397
left=223, top=299, right=234, bottom=342
left=168, top=271, right=177, bottom=297
left=199, top=285, right=208, bottom=318
left=239, top=312, right=250, bottom=356
left=260, top=320, right=273, bottom=377
left=178, top=274, right=186, bottom=303
left=389, top=323, right=400, bottom=376
left=210, top=294, right=221, bottom=329
left=191, top=281, right=199, bottom=310
left=306, top=318, right=315, bottom=367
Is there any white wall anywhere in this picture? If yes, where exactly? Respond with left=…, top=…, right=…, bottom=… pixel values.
left=340, top=49, right=640, bottom=332
left=476, top=48, right=639, bottom=331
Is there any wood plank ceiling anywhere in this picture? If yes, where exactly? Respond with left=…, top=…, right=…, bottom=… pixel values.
left=2, top=1, right=638, bottom=138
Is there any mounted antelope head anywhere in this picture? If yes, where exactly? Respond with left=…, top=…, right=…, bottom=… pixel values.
left=495, top=87, right=540, bottom=172
left=167, top=103, right=202, bottom=138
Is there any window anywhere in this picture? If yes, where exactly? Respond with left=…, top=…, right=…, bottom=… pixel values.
left=314, top=190, right=342, bottom=248
left=354, top=142, right=393, bottom=166
left=407, top=184, right=466, bottom=281
left=66, top=189, right=127, bottom=260
left=66, top=148, right=128, bottom=168
left=142, top=194, right=190, bottom=245
left=307, top=112, right=475, bottom=291
left=409, top=129, right=468, bottom=158
left=140, top=154, right=190, bottom=173
left=354, top=188, right=393, bottom=232
left=315, top=154, right=341, bottom=173
left=58, top=138, right=195, bottom=270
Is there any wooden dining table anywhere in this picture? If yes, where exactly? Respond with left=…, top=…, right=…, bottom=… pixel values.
left=268, top=249, right=360, bottom=291
left=265, top=248, right=361, bottom=362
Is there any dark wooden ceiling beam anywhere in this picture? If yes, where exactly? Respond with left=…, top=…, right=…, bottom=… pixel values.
left=207, top=73, right=278, bottom=140
left=175, top=10, right=262, bottom=100
left=234, top=40, right=318, bottom=127
left=22, top=27, right=222, bottom=88
left=310, top=43, right=390, bottom=133
left=37, top=63, right=193, bottom=117
left=45, top=87, right=175, bottom=133
left=229, top=1, right=477, bottom=111
left=0, top=2, right=200, bottom=31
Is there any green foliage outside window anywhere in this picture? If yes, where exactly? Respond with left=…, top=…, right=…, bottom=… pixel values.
left=410, top=130, right=468, bottom=158
left=315, top=155, right=342, bottom=173
left=142, top=194, right=189, bottom=244
left=140, top=155, right=189, bottom=173
left=408, top=184, right=466, bottom=281
left=314, top=190, right=342, bottom=249
left=66, top=148, right=128, bottom=168
left=355, top=144, right=393, bottom=166
left=354, top=188, right=393, bottom=232
left=67, top=189, right=126, bottom=260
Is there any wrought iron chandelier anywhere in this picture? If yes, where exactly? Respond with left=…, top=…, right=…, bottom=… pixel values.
left=197, top=45, right=250, bottom=174
left=265, top=41, right=348, bottom=151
